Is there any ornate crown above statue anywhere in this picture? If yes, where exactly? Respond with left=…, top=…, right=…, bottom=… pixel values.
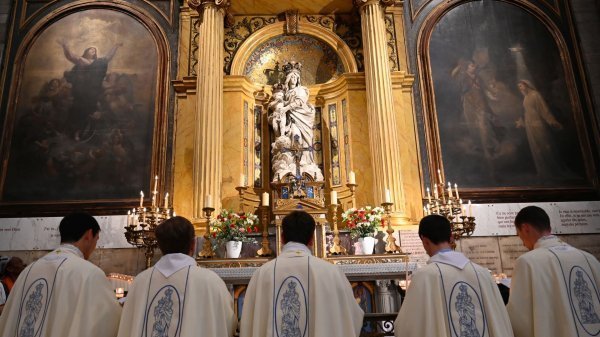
left=267, top=61, right=324, bottom=185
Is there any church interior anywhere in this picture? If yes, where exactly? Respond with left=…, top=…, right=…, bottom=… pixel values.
left=0, top=0, right=599, bottom=332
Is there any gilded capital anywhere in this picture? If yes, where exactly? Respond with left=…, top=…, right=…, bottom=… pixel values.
left=353, top=0, right=396, bottom=9
left=188, top=0, right=231, bottom=13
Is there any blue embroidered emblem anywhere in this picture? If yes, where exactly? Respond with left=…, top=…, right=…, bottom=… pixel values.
left=455, top=284, right=480, bottom=337
left=151, top=288, right=174, bottom=337
left=280, top=281, right=302, bottom=337
left=574, top=270, right=600, bottom=324
left=19, top=283, right=44, bottom=337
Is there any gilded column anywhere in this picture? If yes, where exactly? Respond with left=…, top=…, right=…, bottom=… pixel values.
left=355, top=0, right=409, bottom=223
left=188, top=0, right=229, bottom=221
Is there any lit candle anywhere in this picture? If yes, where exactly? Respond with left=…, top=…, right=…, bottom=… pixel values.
left=204, top=194, right=213, bottom=208
left=164, top=192, right=169, bottom=209
left=139, top=191, right=144, bottom=207
left=426, top=187, right=431, bottom=203
left=468, top=200, right=472, bottom=217
left=433, top=185, right=438, bottom=199
left=240, top=174, right=246, bottom=187
left=423, top=206, right=427, bottom=215
left=384, top=188, right=391, bottom=203
left=447, top=182, right=453, bottom=198
left=173, top=211, right=177, bottom=217
left=454, top=183, right=459, bottom=200
left=127, top=210, right=131, bottom=226
left=437, top=169, right=443, bottom=185
left=154, top=175, right=158, bottom=193
left=262, top=192, right=269, bottom=206
left=460, top=199, right=465, bottom=215
left=348, top=171, right=356, bottom=184
left=331, top=191, right=338, bottom=205
left=152, top=194, right=156, bottom=207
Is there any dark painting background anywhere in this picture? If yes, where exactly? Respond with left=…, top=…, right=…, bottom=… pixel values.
left=2, top=9, right=157, bottom=201
left=430, top=1, right=587, bottom=188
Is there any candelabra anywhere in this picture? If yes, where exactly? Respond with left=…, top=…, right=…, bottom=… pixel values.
left=124, top=176, right=172, bottom=269
left=382, top=202, right=402, bottom=253
left=346, top=182, right=358, bottom=209
left=235, top=186, right=248, bottom=212
left=256, top=205, right=273, bottom=257
left=329, top=203, right=347, bottom=255
left=425, top=172, right=476, bottom=244
left=198, top=207, right=216, bottom=258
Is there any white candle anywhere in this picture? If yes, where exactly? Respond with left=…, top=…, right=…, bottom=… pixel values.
left=348, top=171, right=356, bottom=184
left=240, top=174, right=246, bottom=187
left=331, top=191, right=338, bottom=205
left=454, top=183, right=460, bottom=200
left=423, top=206, right=427, bottom=215
left=262, top=192, right=269, bottom=206
left=204, top=194, right=213, bottom=208
left=437, top=169, right=443, bottom=185
left=154, top=175, right=158, bottom=193
left=384, top=188, right=391, bottom=203
left=139, top=191, right=144, bottom=207
left=468, top=200, right=472, bottom=217
left=127, top=210, right=131, bottom=226
left=447, top=182, right=453, bottom=198
left=433, top=186, right=438, bottom=199
left=164, top=192, right=169, bottom=209
left=426, top=187, right=431, bottom=203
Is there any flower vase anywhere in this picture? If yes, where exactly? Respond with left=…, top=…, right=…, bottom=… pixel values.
left=359, top=236, right=376, bottom=255
left=225, top=241, right=242, bottom=258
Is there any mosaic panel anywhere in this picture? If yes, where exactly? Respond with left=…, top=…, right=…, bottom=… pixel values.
left=243, top=101, right=249, bottom=186
left=384, top=14, right=400, bottom=71
left=224, top=16, right=277, bottom=75
left=244, top=34, right=344, bottom=86
left=341, top=99, right=352, bottom=182
left=335, top=14, right=364, bottom=72
left=313, top=106, right=324, bottom=174
left=253, top=105, right=263, bottom=187
left=328, top=103, right=341, bottom=186
left=189, top=17, right=200, bottom=76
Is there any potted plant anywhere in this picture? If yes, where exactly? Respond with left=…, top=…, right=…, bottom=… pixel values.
left=211, top=209, right=259, bottom=258
left=342, top=206, right=385, bottom=255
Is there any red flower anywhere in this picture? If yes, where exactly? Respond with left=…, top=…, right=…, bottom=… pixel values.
left=254, top=226, right=259, bottom=232
left=230, top=224, right=236, bottom=228
left=212, top=232, right=216, bottom=238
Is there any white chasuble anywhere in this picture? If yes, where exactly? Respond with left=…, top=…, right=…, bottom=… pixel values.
left=394, top=251, right=513, bottom=337
left=240, top=242, right=364, bottom=337
left=507, top=236, right=600, bottom=337
left=117, top=253, right=236, bottom=337
left=0, top=245, right=121, bottom=337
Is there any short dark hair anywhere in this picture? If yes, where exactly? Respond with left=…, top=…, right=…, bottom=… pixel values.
left=514, top=206, right=551, bottom=231
left=282, top=211, right=315, bottom=245
left=418, top=214, right=451, bottom=244
left=155, top=216, right=195, bottom=255
left=59, top=212, right=100, bottom=243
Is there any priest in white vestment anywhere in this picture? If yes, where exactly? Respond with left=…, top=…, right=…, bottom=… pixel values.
left=117, top=216, right=236, bottom=337
left=394, top=215, right=513, bottom=337
left=0, top=212, right=121, bottom=337
left=240, top=210, right=364, bottom=337
left=507, top=205, right=600, bottom=337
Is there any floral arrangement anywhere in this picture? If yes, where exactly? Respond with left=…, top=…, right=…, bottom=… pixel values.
left=211, top=209, right=259, bottom=243
left=342, top=206, right=385, bottom=238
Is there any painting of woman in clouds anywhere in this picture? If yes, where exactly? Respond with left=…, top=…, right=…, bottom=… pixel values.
left=1, top=9, right=158, bottom=202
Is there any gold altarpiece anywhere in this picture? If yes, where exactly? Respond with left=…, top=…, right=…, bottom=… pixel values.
left=172, top=1, right=421, bottom=236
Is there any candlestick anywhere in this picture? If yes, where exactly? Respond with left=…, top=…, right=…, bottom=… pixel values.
left=468, top=200, right=472, bottom=217
left=348, top=171, right=356, bottom=184
left=164, top=193, right=169, bottom=209
left=331, top=191, right=338, bottom=205
left=437, top=169, right=443, bottom=185
left=139, top=191, right=144, bottom=207
left=427, top=187, right=431, bottom=203
left=329, top=203, right=346, bottom=255
left=447, top=182, right=453, bottom=198
left=454, top=183, right=459, bottom=200
left=153, top=175, right=158, bottom=193
left=262, top=192, right=269, bottom=206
